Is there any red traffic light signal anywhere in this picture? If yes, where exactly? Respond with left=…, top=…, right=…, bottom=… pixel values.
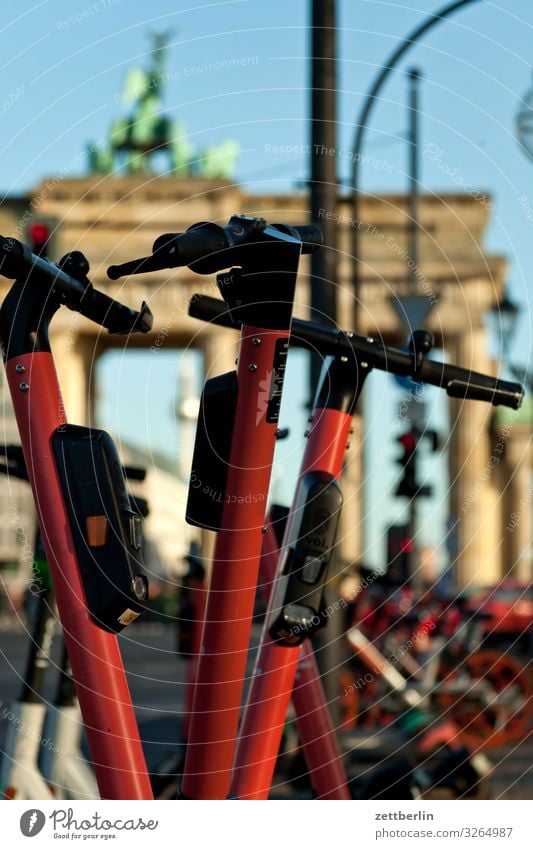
left=399, top=536, right=414, bottom=554
left=395, top=428, right=432, bottom=499
left=28, top=220, right=54, bottom=257
left=397, top=431, right=417, bottom=453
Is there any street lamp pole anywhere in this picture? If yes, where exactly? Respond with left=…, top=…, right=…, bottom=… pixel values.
left=489, top=294, right=532, bottom=392
left=351, top=0, right=484, bottom=327
left=407, top=68, right=422, bottom=294
left=310, top=0, right=338, bottom=389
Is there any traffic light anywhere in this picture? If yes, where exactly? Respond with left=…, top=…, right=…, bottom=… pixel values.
left=26, top=219, right=55, bottom=257
left=386, top=523, right=413, bottom=583
left=395, top=428, right=432, bottom=499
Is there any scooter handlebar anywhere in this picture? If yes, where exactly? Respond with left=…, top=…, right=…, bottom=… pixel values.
left=0, top=238, right=153, bottom=335
left=107, top=216, right=323, bottom=280
left=416, top=358, right=523, bottom=408
left=188, top=294, right=524, bottom=410
left=107, top=223, right=228, bottom=279
left=77, top=285, right=153, bottom=335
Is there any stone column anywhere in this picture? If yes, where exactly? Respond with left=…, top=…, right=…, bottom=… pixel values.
left=338, top=413, right=363, bottom=567
left=448, top=328, right=502, bottom=587
left=49, top=329, right=96, bottom=426
left=202, top=327, right=238, bottom=380
left=499, top=431, right=532, bottom=582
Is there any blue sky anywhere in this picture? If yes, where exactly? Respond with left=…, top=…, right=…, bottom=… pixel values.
left=2, top=0, right=531, bottom=352
left=1, top=0, right=531, bottom=570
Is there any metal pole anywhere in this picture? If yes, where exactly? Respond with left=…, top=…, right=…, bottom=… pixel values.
left=310, top=0, right=338, bottom=350
left=407, top=68, right=421, bottom=293
left=309, top=0, right=343, bottom=727
left=351, top=0, right=483, bottom=327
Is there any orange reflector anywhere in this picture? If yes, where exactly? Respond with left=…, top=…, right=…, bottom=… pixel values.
left=86, top=515, right=108, bottom=547
left=5, top=786, right=15, bottom=799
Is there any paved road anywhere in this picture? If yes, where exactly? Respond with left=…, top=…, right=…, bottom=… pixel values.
left=1, top=622, right=531, bottom=799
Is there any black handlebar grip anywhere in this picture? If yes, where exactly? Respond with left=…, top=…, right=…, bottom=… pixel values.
left=419, top=359, right=524, bottom=409
left=0, top=236, right=26, bottom=278
left=152, top=224, right=230, bottom=273
left=79, top=287, right=153, bottom=335
left=108, top=226, right=230, bottom=279
left=446, top=377, right=523, bottom=407
left=336, top=334, right=524, bottom=410
left=188, top=294, right=235, bottom=327
left=55, top=252, right=153, bottom=334
left=107, top=255, right=160, bottom=280
left=0, top=236, right=64, bottom=283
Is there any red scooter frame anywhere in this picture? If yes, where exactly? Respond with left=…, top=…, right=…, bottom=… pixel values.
left=189, top=293, right=524, bottom=800
left=107, top=215, right=322, bottom=799
left=0, top=241, right=154, bottom=799
left=230, top=357, right=366, bottom=800
left=182, top=327, right=292, bottom=798
left=246, top=501, right=353, bottom=800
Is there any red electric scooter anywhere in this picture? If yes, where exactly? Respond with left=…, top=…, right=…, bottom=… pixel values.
left=188, top=294, right=523, bottom=800
left=108, top=214, right=322, bottom=799
left=0, top=238, right=154, bottom=799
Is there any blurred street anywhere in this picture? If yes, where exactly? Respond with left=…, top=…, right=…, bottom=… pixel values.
left=1, top=621, right=531, bottom=799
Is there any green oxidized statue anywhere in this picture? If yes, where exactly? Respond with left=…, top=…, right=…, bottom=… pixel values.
left=87, top=32, right=239, bottom=179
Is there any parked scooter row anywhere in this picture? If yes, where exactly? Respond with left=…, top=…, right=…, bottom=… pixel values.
left=0, top=218, right=525, bottom=799
left=180, top=293, right=522, bottom=799
left=343, top=582, right=533, bottom=749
